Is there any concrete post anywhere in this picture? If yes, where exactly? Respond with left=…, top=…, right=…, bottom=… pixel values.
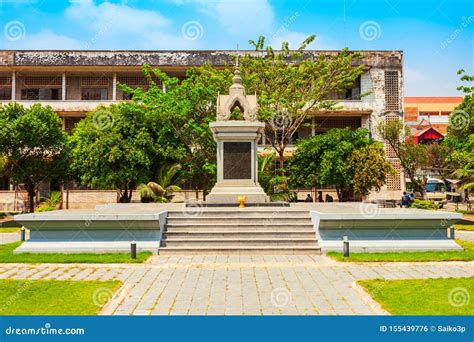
left=131, top=241, right=137, bottom=259
left=343, top=236, right=350, bottom=257
left=62, top=72, right=66, bottom=101
left=11, top=71, right=16, bottom=101
left=112, top=73, right=117, bottom=101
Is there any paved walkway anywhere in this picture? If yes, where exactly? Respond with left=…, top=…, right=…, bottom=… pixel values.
left=1, top=256, right=473, bottom=315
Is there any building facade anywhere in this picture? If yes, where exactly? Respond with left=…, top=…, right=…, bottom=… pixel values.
left=404, top=96, right=463, bottom=135
left=0, top=50, right=404, bottom=207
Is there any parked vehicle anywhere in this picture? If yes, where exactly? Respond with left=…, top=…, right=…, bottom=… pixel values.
left=425, top=178, right=447, bottom=208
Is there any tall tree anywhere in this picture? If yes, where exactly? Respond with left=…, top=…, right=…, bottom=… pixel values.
left=288, top=128, right=391, bottom=201
left=0, top=103, right=69, bottom=212
left=242, top=35, right=365, bottom=172
left=376, top=119, right=428, bottom=196
left=69, top=103, right=157, bottom=203
left=121, top=65, right=233, bottom=197
left=444, top=69, right=474, bottom=189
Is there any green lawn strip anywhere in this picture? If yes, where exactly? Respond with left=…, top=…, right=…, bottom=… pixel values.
left=359, top=277, right=474, bottom=315
left=0, top=241, right=151, bottom=264
left=327, top=239, right=474, bottom=262
left=455, top=224, right=474, bottom=231
left=0, top=228, right=20, bottom=233
left=0, top=279, right=121, bottom=315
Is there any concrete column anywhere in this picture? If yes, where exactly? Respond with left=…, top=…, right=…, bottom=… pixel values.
left=11, top=71, right=16, bottom=101
left=311, top=117, right=315, bottom=136
left=162, top=83, right=167, bottom=93
left=112, top=73, right=117, bottom=101
left=62, top=72, right=66, bottom=101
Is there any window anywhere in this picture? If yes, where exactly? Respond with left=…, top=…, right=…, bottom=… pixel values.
left=21, top=88, right=60, bottom=100
left=81, top=88, right=108, bottom=100
left=426, top=182, right=446, bottom=193
left=384, top=71, right=399, bottom=111
left=0, top=88, right=11, bottom=100
left=344, top=76, right=361, bottom=100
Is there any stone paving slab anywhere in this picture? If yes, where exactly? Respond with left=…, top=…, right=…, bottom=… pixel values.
left=0, top=257, right=473, bottom=315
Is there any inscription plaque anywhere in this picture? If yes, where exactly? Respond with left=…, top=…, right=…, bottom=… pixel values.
left=223, top=142, right=252, bottom=179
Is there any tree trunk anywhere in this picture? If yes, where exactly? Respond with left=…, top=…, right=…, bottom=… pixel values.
left=26, top=183, right=36, bottom=213
left=277, top=148, right=285, bottom=176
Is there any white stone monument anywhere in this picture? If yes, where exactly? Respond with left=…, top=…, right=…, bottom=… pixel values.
left=206, top=67, right=269, bottom=204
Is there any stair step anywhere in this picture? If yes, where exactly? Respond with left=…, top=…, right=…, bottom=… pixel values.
left=161, top=237, right=317, bottom=247
left=164, top=231, right=316, bottom=239
left=167, top=211, right=310, bottom=218
left=166, top=222, right=313, bottom=227
left=158, top=246, right=322, bottom=255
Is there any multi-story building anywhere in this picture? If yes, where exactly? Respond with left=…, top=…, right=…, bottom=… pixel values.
left=0, top=50, right=404, bottom=207
left=404, top=96, right=463, bottom=136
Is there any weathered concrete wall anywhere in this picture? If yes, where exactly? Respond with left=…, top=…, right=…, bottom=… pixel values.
left=2, top=50, right=403, bottom=69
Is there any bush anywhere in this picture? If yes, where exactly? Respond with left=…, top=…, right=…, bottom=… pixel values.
left=410, top=199, right=440, bottom=210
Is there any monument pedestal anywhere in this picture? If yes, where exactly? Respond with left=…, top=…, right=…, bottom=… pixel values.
left=206, top=121, right=269, bottom=204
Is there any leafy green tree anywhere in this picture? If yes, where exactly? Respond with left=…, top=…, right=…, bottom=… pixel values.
left=376, top=119, right=428, bottom=196
left=242, top=35, right=365, bottom=172
left=258, top=151, right=290, bottom=201
left=348, top=144, right=394, bottom=197
left=444, top=69, right=474, bottom=189
left=121, top=65, right=233, bottom=197
left=69, top=103, right=157, bottom=203
left=288, top=128, right=389, bottom=201
left=0, top=103, right=68, bottom=212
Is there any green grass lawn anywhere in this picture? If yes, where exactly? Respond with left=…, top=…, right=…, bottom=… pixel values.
left=455, top=224, right=474, bottom=231
left=327, top=239, right=474, bottom=262
left=359, top=277, right=474, bottom=315
left=0, top=228, right=20, bottom=233
left=0, top=241, right=152, bottom=264
left=0, top=279, right=121, bottom=315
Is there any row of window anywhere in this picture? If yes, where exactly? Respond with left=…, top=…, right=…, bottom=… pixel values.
left=0, top=88, right=129, bottom=101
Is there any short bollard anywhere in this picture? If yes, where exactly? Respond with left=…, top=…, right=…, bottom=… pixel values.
left=343, top=236, right=350, bottom=257
left=448, top=227, right=455, bottom=239
left=20, top=227, right=26, bottom=241
left=131, top=241, right=137, bottom=259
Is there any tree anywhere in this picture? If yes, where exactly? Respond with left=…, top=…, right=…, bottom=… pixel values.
left=376, top=119, right=428, bottom=196
left=348, top=144, right=394, bottom=197
left=241, top=35, right=365, bottom=172
left=137, top=163, right=183, bottom=203
left=288, top=128, right=391, bottom=201
left=444, top=69, right=474, bottom=189
left=0, top=103, right=69, bottom=212
left=258, top=151, right=291, bottom=201
left=69, top=103, right=157, bottom=203
left=121, top=64, right=233, bottom=197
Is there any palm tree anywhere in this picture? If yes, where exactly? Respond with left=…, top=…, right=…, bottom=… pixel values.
left=137, top=164, right=183, bottom=203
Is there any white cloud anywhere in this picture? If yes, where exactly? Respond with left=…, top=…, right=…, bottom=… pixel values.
left=3, top=29, right=83, bottom=49
left=66, top=0, right=170, bottom=33
left=62, top=0, right=201, bottom=50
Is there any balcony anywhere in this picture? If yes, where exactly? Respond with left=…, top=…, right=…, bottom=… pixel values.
left=0, top=100, right=121, bottom=113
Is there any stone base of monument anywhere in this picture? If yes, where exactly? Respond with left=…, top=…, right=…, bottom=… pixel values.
left=206, top=181, right=269, bottom=204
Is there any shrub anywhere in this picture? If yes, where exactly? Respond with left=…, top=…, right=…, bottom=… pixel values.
left=410, top=199, right=440, bottom=210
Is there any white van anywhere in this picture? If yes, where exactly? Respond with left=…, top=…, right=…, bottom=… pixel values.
left=425, top=178, right=448, bottom=208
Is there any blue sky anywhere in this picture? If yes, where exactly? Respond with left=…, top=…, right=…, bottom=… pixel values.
left=0, top=0, right=472, bottom=95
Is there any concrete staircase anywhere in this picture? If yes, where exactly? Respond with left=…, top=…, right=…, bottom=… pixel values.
left=159, top=209, right=320, bottom=255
